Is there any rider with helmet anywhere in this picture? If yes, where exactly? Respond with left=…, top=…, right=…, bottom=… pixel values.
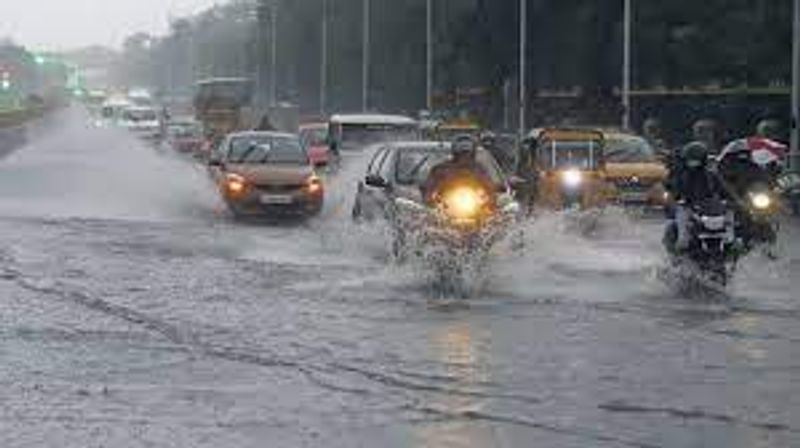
left=666, top=141, right=725, bottom=252
left=422, top=135, right=497, bottom=209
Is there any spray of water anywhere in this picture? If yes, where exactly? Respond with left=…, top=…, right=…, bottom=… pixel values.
left=0, top=107, right=221, bottom=222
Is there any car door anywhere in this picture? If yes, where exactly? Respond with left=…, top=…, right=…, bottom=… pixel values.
left=358, top=146, right=393, bottom=219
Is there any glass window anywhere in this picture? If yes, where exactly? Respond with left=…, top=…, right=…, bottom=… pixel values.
left=226, top=135, right=307, bottom=164
left=340, top=124, right=418, bottom=150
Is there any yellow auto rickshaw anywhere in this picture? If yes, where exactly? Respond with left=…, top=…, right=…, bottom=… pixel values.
left=523, top=128, right=611, bottom=210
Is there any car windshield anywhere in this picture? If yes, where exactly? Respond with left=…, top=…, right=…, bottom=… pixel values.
left=537, top=140, right=601, bottom=170
left=124, top=109, right=157, bottom=122
left=227, top=135, right=307, bottom=164
left=605, top=136, right=657, bottom=163
left=340, top=124, right=418, bottom=150
left=300, top=127, right=327, bottom=147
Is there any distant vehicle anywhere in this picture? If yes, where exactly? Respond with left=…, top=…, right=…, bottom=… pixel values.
left=194, top=78, right=254, bottom=144
left=120, top=106, right=161, bottom=142
left=423, top=119, right=482, bottom=142
left=327, top=114, right=418, bottom=156
left=98, top=97, right=133, bottom=127
left=207, top=131, right=324, bottom=218
left=522, top=128, right=610, bottom=210
left=127, top=88, right=155, bottom=107
left=602, top=131, right=669, bottom=207
left=298, top=122, right=330, bottom=168
left=165, top=119, right=204, bottom=155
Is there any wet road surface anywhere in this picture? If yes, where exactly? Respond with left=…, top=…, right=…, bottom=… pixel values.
left=0, top=108, right=798, bottom=447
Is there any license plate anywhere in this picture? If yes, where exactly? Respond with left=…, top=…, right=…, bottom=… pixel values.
left=260, top=194, right=293, bottom=205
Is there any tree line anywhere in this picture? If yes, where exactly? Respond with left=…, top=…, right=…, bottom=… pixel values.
left=117, top=0, right=792, bottom=127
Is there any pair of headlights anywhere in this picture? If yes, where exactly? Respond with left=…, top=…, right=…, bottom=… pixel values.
left=225, top=173, right=323, bottom=196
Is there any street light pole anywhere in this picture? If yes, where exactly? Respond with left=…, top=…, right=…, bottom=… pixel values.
left=426, top=0, right=433, bottom=111
left=518, top=0, right=527, bottom=142
left=362, top=0, right=370, bottom=112
left=792, top=0, right=800, bottom=171
left=269, top=0, right=278, bottom=107
left=622, top=0, right=632, bottom=131
left=321, top=0, right=329, bottom=115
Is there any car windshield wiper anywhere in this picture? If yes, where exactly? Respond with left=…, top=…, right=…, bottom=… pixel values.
left=232, top=145, right=260, bottom=164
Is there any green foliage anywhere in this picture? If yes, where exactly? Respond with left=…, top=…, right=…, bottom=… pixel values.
left=122, top=0, right=793, bottom=117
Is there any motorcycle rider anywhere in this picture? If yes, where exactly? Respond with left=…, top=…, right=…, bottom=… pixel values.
left=422, top=135, right=497, bottom=209
left=666, top=141, right=726, bottom=253
left=717, top=135, right=786, bottom=251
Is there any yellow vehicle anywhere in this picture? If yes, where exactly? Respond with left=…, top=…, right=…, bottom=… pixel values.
left=602, top=131, right=669, bottom=207
left=425, top=119, right=481, bottom=142
left=523, top=128, right=610, bottom=210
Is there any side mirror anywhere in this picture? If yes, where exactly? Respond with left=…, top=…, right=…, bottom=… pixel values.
left=365, top=174, right=388, bottom=188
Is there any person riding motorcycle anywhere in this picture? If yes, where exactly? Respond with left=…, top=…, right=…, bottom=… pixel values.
left=422, top=135, right=497, bottom=211
left=717, top=137, right=785, bottom=251
left=666, top=141, right=726, bottom=253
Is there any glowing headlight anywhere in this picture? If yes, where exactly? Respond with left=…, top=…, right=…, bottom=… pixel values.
left=306, top=175, right=323, bottom=195
left=443, top=186, right=484, bottom=220
left=561, top=169, right=583, bottom=188
left=225, top=173, right=247, bottom=195
left=751, top=192, right=771, bottom=210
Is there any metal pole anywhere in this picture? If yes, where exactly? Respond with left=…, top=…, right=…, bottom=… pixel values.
left=792, top=0, right=800, bottom=171
left=321, top=0, right=329, bottom=115
left=622, top=0, right=632, bottom=131
left=362, top=0, right=370, bottom=112
left=426, top=0, right=433, bottom=111
left=518, top=0, right=527, bottom=142
left=269, top=0, right=278, bottom=107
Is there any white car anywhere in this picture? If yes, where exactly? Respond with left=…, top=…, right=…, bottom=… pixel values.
left=120, top=106, right=162, bottom=141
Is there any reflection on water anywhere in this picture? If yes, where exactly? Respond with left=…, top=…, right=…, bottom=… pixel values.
left=415, top=320, right=500, bottom=448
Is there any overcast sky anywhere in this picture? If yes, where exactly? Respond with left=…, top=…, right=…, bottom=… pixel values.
left=2, top=0, right=222, bottom=50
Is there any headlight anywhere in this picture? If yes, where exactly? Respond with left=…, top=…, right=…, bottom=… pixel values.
left=561, top=169, right=583, bottom=188
left=441, top=186, right=486, bottom=220
left=306, top=175, right=323, bottom=195
left=225, top=173, right=247, bottom=195
left=751, top=192, right=772, bottom=210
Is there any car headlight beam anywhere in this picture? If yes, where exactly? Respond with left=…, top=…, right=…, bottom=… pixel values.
left=226, top=173, right=247, bottom=195
left=443, top=186, right=484, bottom=220
left=561, top=169, right=583, bottom=189
left=751, top=192, right=771, bottom=210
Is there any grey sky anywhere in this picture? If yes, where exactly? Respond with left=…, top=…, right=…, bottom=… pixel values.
left=2, top=0, right=222, bottom=50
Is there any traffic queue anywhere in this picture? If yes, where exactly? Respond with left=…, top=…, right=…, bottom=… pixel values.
left=90, top=80, right=798, bottom=291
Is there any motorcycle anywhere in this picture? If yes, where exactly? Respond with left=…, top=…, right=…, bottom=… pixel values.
left=663, top=198, right=739, bottom=287
left=737, top=183, right=780, bottom=253
left=391, top=183, right=520, bottom=295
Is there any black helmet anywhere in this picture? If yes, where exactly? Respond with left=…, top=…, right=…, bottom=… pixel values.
left=480, top=131, right=497, bottom=148
left=452, top=134, right=478, bottom=157
left=682, top=142, right=709, bottom=169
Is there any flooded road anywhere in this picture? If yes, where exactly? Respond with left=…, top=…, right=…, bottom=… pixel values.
left=0, top=108, right=798, bottom=447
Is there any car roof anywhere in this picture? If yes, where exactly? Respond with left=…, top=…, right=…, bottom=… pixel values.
left=329, top=114, right=417, bottom=125
left=299, top=122, right=327, bottom=130
left=227, top=131, right=297, bottom=140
